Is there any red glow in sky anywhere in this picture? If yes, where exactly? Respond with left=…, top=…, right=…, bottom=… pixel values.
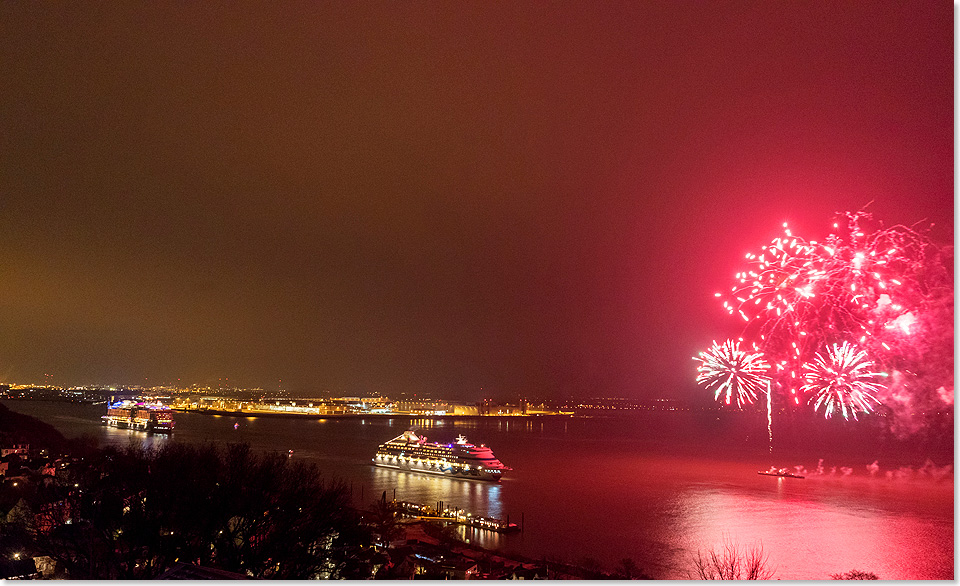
left=0, top=3, right=952, bottom=399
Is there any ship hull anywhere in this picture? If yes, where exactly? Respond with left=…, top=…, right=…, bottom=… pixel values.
left=372, top=460, right=501, bottom=481
left=102, top=400, right=175, bottom=435
left=102, top=418, right=131, bottom=429
left=102, top=417, right=174, bottom=434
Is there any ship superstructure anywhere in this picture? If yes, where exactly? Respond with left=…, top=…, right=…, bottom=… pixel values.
left=102, top=400, right=175, bottom=434
left=373, top=430, right=510, bottom=481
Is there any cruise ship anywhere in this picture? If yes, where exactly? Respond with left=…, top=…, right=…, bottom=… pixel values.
left=373, top=430, right=510, bottom=481
left=102, top=400, right=175, bottom=434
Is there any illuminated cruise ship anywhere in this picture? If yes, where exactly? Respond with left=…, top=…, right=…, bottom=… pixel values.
left=373, top=430, right=510, bottom=481
left=102, top=400, right=175, bottom=434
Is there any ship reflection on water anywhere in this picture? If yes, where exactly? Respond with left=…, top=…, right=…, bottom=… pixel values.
left=101, top=424, right=172, bottom=450
left=371, top=466, right=503, bottom=518
left=371, top=466, right=507, bottom=550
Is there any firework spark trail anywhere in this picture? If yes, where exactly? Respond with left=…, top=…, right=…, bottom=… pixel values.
left=693, top=340, right=771, bottom=408
left=801, top=341, right=886, bottom=420
left=765, top=382, right=772, bottom=453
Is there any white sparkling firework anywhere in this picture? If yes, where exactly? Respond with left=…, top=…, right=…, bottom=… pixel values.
left=801, top=341, right=887, bottom=420
left=694, top=340, right=771, bottom=408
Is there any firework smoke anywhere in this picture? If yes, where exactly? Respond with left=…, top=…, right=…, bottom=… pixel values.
left=798, top=459, right=950, bottom=482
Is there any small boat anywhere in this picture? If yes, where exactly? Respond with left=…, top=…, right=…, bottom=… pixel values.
left=758, top=467, right=805, bottom=479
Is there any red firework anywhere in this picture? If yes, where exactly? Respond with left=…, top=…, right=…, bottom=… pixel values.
left=705, top=210, right=953, bottom=430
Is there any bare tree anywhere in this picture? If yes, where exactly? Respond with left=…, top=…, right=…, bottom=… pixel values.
left=831, top=569, right=879, bottom=580
left=691, top=538, right=775, bottom=580
left=366, top=495, right=402, bottom=548
left=577, top=556, right=604, bottom=579
left=613, top=557, right=652, bottom=579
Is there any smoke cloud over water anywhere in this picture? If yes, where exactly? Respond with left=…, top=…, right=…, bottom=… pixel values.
left=793, top=458, right=952, bottom=483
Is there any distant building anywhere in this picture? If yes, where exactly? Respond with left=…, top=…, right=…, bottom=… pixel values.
left=451, top=404, right=479, bottom=416
left=478, top=398, right=493, bottom=416
left=394, top=399, right=451, bottom=415
left=1, top=444, right=28, bottom=458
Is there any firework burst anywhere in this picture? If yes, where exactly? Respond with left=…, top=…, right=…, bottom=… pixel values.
left=801, top=341, right=887, bottom=420
left=716, top=212, right=951, bottom=406
left=702, top=210, right=951, bottom=436
left=721, top=223, right=823, bottom=331
left=694, top=340, right=771, bottom=408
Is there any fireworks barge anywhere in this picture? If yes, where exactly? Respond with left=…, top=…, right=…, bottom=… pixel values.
left=102, top=400, right=175, bottom=434
left=373, top=430, right=511, bottom=481
left=394, top=500, right=520, bottom=533
left=758, top=467, right=805, bottom=479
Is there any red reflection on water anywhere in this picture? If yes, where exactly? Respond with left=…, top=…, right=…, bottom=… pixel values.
left=663, top=460, right=953, bottom=579
left=500, top=452, right=952, bottom=580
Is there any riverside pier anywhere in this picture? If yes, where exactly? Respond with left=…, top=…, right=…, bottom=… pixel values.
left=395, top=500, right=521, bottom=533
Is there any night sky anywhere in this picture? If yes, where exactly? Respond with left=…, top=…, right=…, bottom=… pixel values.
left=0, top=3, right=952, bottom=400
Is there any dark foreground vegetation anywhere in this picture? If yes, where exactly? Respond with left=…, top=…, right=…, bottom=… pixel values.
left=1, top=440, right=369, bottom=578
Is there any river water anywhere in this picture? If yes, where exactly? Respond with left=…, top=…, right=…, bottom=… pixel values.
left=3, top=400, right=953, bottom=579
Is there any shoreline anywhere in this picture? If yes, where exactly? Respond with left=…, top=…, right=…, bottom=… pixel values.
left=172, top=407, right=574, bottom=421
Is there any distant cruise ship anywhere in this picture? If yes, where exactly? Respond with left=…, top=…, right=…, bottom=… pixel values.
left=102, top=400, right=175, bottom=434
left=373, top=430, right=510, bottom=481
